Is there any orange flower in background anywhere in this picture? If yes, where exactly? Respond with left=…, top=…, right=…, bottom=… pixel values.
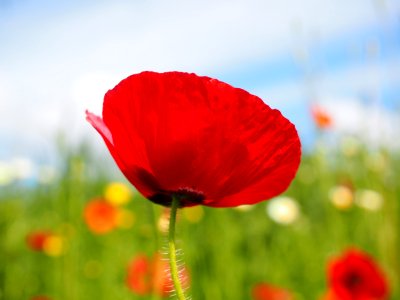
left=325, top=248, right=389, bottom=300
left=84, top=199, right=118, bottom=234
left=252, top=283, right=294, bottom=300
left=126, top=252, right=190, bottom=297
left=152, top=252, right=173, bottom=297
left=320, top=290, right=340, bottom=300
left=311, top=105, right=333, bottom=129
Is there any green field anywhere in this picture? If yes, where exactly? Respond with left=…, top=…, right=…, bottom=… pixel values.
left=1, top=139, right=399, bottom=300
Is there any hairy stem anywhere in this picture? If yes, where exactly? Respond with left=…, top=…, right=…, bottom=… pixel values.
left=168, top=197, right=186, bottom=300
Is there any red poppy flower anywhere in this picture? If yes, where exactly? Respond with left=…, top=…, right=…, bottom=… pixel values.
left=30, top=296, right=52, bottom=300
left=126, top=252, right=189, bottom=297
left=26, top=231, right=52, bottom=251
left=84, top=199, right=118, bottom=234
left=327, top=249, right=389, bottom=300
left=87, top=71, right=301, bottom=207
left=252, top=283, right=294, bottom=300
left=126, top=254, right=152, bottom=295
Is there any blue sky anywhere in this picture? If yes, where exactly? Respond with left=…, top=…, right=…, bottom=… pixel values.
left=1, top=0, right=400, bottom=171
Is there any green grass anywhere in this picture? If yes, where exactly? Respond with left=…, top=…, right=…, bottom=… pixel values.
left=0, top=141, right=399, bottom=299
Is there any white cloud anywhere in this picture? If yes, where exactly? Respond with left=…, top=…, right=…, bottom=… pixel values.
left=315, top=58, right=400, bottom=98
left=2, top=0, right=394, bottom=73
left=71, top=71, right=121, bottom=116
left=254, top=54, right=400, bottom=108
left=319, top=97, right=400, bottom=149
left=1, top=0, right=399, bottom=160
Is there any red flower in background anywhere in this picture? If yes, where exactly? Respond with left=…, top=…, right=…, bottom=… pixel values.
left=126, top=254, right=152, bottom=295
left=126, top=252, right=189, bottom=297
left=252, top=283, right=294, bottom=300
left=84, top=199, right=118, bottom=234
left=26, top=231, right=52, bottom=251
left=326, top=249, right=389, bottom=300
left=311, top=105, right=332, bottom=129
left=26, top=231, right=64, bottom=257
left=87, top=71, right=301, bottom=208
left=30, top=296, right=52, bottom=300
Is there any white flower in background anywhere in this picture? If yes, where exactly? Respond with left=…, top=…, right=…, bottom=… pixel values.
left=0, top=161, right=14, bottom=186
left=10, top=157, right=34, bottom=180
left=266, top=196, right=300, bottom=225
left=0, top=157, right=35, bottom=185
left=355, top=189, right=384, bottom=211
left=322, top=98, right=400, bottom=150
left=329, top=185, right=354, bottom=210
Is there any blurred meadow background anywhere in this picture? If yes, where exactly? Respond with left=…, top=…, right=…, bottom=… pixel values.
left=1, top=0, right=400, bottom=299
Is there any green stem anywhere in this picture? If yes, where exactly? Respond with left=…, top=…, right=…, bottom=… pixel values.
left=168, top=197, right=186, bottom=300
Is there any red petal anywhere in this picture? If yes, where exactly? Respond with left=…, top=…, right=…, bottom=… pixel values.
left=89, top=71, right=301, bottom=207
left=86, top=110, right=161, bottom=197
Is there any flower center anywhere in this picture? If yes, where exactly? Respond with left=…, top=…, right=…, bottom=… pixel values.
left=344, top=272, right=363, bottom=290
left=149, top=187, right=205, bottom=207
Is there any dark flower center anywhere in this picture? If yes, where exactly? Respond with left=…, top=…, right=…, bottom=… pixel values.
left=149, top=188, right=205, bottom=207
left=344, top=272, right=363, bottom=290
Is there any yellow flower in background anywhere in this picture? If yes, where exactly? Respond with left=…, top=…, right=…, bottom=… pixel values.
left=157, top=208, right=170, bottom=233
left=183, top=206, right=204, bottom=223
left=116, top=209, right=135, bottom=229
left=340, top=136, right=360, bottom=158
left=233, top=205, right=254, bottom=212
left=104, top=182, right=132, bottom=206
left=267, top=196, right=300, bottom=225
left=329, top=185, right=354, bottom=210
left=355, top=189, right=384, bottom=211
left=43, top=235, right=64, bottom=257
left=366, top=152, right=388, bottom=173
